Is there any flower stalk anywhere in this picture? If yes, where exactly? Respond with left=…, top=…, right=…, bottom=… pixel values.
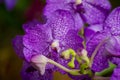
left=31, top=55, right=81, bottom=75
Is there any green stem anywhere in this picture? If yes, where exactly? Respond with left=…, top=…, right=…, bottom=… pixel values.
left=96, top=62, right=116, bottom=76
left=48, top=58, right=81, bottom=75
left=31, top=55, right=81, bottom=75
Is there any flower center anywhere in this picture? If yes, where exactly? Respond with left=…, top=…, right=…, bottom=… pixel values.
left=77, top=49, right=90, bottom=65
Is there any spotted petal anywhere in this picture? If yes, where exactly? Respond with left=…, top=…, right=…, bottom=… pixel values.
left=63, top=29, right=83, bottom=51
left=78, top=1, right=108, bottom=24
left=23, top=24, right=52, bottom=56
left=12, top=36, right=24, bottom=59
left=111, top=67, right=120, bottom=80
left=83, top=0, right=111, bottom=10
left=22, top=20, right=40, bottom=33
left=84, top=24, right=103, bottom=42
left=104, top=7, right=120, bottom=35
left=46, top=0, right=74, bottom=3
left=44, top=4, right=84, bottom=31
left=105, top=36, right=120, bottom=56
left=44, top=3, right=71, bottom=19
left=91, top=47, right=109, bottom=72
left=47, top=10, right=75, bottom=41
left=110, top=57, right=120, bottom=66
left=86, top=31, right=110, bottom=71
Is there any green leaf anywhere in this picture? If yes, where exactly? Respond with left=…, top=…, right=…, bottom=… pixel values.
left=96, top=62, right=116, bottom=76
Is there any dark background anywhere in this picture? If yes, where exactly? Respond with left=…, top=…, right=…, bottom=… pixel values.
left=0, top=0, right=120, bottom=80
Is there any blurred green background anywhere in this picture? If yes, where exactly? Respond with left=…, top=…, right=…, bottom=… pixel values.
left=0, top=0, right=120, bottom=80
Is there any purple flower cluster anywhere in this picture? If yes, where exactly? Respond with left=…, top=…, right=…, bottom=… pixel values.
left=12, top=0, right=120, bottom=80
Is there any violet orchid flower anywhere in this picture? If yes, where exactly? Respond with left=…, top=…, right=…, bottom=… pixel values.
left=12, top=1, right=120, bottom=80
left=86, top=7, right=120, bottom=80
left=0, top=0, right=18, bottom=10
left=12, top=10, right=83, bottom=80
left=44, top=0, right=111, bottom=31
